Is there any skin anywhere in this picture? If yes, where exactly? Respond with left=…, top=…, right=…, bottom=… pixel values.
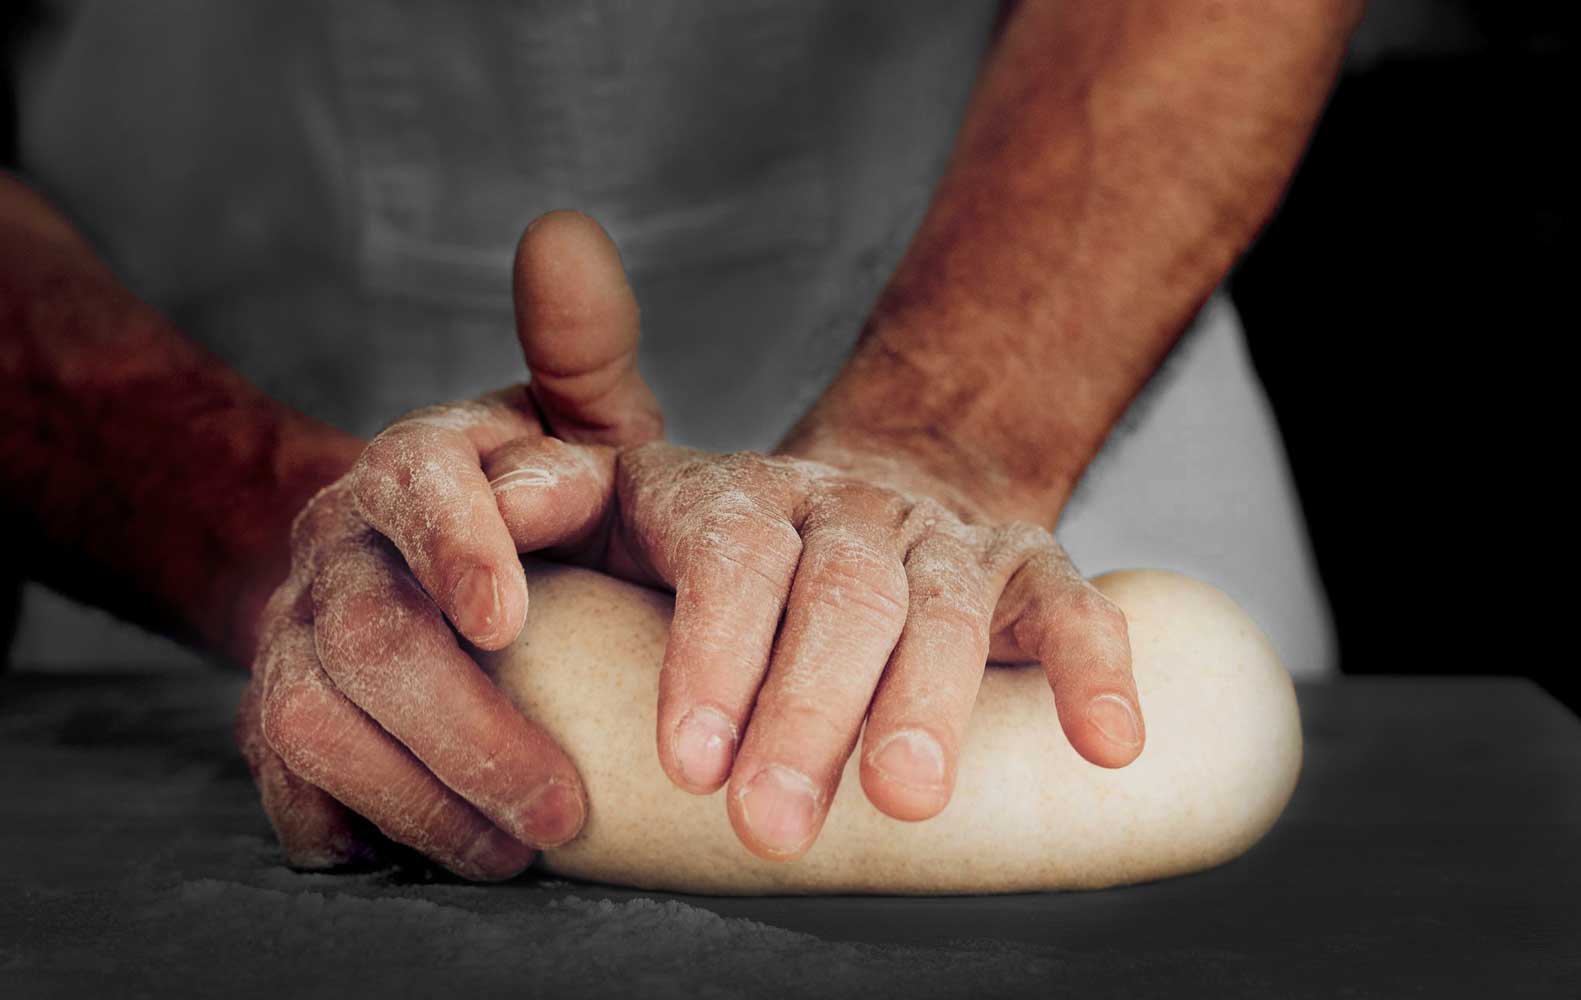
left=0, top=0, right=1361, bottom=876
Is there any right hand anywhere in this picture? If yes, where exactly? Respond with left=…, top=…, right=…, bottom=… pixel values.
left=235, top=212, right=663, bottom=879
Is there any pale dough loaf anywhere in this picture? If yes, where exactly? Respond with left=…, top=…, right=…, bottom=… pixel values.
left=479, top=561, right=1302, bottom=895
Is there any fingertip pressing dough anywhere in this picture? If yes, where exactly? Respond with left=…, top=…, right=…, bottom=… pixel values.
left=479, top=561, right=1302, bottom=895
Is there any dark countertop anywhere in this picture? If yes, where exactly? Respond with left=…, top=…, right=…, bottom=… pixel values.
left=2, top=671, right=1577, bottom=998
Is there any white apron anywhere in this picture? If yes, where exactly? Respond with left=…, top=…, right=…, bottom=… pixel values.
left=9, top=0, right=1335, bottom=676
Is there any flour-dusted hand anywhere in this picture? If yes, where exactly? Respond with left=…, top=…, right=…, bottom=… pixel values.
left=480, top=213, right=1145, bottom=864
left=238, top=476, right=579, bottom=879
left=484, top=441, right=1144, bottom=861
left=236, top=212, right=662, bottom=878
left=240, top=208, right=1143, bottom=873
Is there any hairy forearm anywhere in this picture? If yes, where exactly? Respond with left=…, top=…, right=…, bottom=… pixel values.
left=784, top=0, right=1362, bottom=523
left=0, top=176, right=360, bottom=665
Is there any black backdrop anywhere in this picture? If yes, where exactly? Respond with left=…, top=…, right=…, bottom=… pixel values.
left=1232, top=1, right=1575, bottom=712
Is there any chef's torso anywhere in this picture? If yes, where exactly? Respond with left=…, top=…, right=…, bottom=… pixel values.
left=9, top=0, right=1336, bottom=675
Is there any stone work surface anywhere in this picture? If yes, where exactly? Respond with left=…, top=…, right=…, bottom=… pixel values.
left=2, top=672, right=1577, bottom=998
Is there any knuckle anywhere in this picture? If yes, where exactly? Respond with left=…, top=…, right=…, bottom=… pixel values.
left=288, top=490, right=335, bottom=548
left=1067, top=586, right=1127, bottom=633
left=288, top=481, right=365, bottom=573
left=909, top=588, right=990, bottom=647
left=350, top=434, right=412, bottom=511
left=803, top=478, right=898, bottom=525
left=691, top=541, right=800, bottom=595
left=314, top=540, right=453, bottom=672
left=987, top=521, right=1060, bottom=568
left=899, top=497, right=973, bottom=547
left=260, top=681, right=337, bottom=765
left=904, top=530, right=989, bottom=591
left=313, top=590, right=413, bottom=688
left=356, top=425, right=412, bottom=478
left=761, top=694, right=853, bottom=749
left=376, top=773, right=466, bottom=849
left=348, top=460, right=403, bottom=533
left=804, top=546, right=908, bottom=630
left=351, top=424, right=468, bottom=534
left=1001, top=519, right=1056, bottom=547
left=814, top=533, right=889, bottom=573
left=903, top=496, right=952, bottom=525
left=682, top=508, right=802, bottom=586
left=403, top=779, right=461, bottom=834
left=396, top=787, right=503, bottom=871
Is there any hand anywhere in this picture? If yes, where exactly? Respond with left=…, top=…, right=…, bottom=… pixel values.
left=240, top=208, right=1142, bottom=873
left=466, top=214, right=1146, bottom=862
left=235, top=212, right=662, bottom=879
left=488, top=440, right=1145, bottom=861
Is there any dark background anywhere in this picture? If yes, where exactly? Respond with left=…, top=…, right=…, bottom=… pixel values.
left=1231, top=0, right=1575, bottom=712
left=2, top=2, right=1573, bottom=712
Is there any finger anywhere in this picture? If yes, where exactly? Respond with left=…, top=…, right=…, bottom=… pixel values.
left=237, top=673, right=375, bottom=870
left=993, top=536, right=1144, bottom=768
left=351, top=396, right=539, bottom=649
left=257, top=636, right=536, bottom=881
left=726, top=495, right=909, bottom=861
left=653, top=504, right=802, bottom=794
left=514, top=210, right=664, bottom=446
left=482, top=436, right=617, bottom=555
left=860, top=526, right=994, bottom=822
left=311, top=532, right=588, bottom=850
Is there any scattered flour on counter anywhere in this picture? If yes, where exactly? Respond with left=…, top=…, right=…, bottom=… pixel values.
left=117, top=879, right=1057, bottom=998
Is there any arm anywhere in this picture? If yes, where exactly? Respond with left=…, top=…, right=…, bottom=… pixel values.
left=0, top=173, right=359, bottom=664
left=0, top=176, right=600, bottom=877
left=782, top=0, right=1364, bottom=522
left=485, top=560, right=1302, bottom=895
left=585, top=0, right=1358, bottom=860
left=245, top=0, right=1361, bottom=867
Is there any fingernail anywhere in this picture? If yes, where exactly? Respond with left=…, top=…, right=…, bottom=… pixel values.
left=674, top=706, right=737, bottom=789
left=460, top=827, right=534, bottom=881
left=489, top=467, right=557, bottom=493
left=866, top=729, right=946, bottom=790
left=451, top=567, right=499, bottom=639
left=738, top=765, right=820, bottom=857
left=518, top=779, right=585, bottom=848
left=285, top=840, right=374, bottom=872
left=1088, top=694, right=1142, bottom=749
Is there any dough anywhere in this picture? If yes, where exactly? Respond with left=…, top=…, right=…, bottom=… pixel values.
left=479, top=561, right=1302, bottom=895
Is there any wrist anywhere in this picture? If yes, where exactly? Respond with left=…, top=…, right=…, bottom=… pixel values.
left=778, top=406, right=1071, bottom=528
left=220, top=418, right=362, bottom=667
left=0, top=200, right=365, bottom=668
left=779, top=318, right=1084, bottom=526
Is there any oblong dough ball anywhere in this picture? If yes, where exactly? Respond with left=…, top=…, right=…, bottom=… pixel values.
left=479, top=562, right=1301, bottom=895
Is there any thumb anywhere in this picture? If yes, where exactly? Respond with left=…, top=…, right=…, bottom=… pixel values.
left=513, top=210, right=665, bottom=446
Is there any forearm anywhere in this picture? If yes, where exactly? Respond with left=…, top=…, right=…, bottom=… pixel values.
left=0, top=175, right=360, bottom=665
left=783, top=0, right=1362, bottom=523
